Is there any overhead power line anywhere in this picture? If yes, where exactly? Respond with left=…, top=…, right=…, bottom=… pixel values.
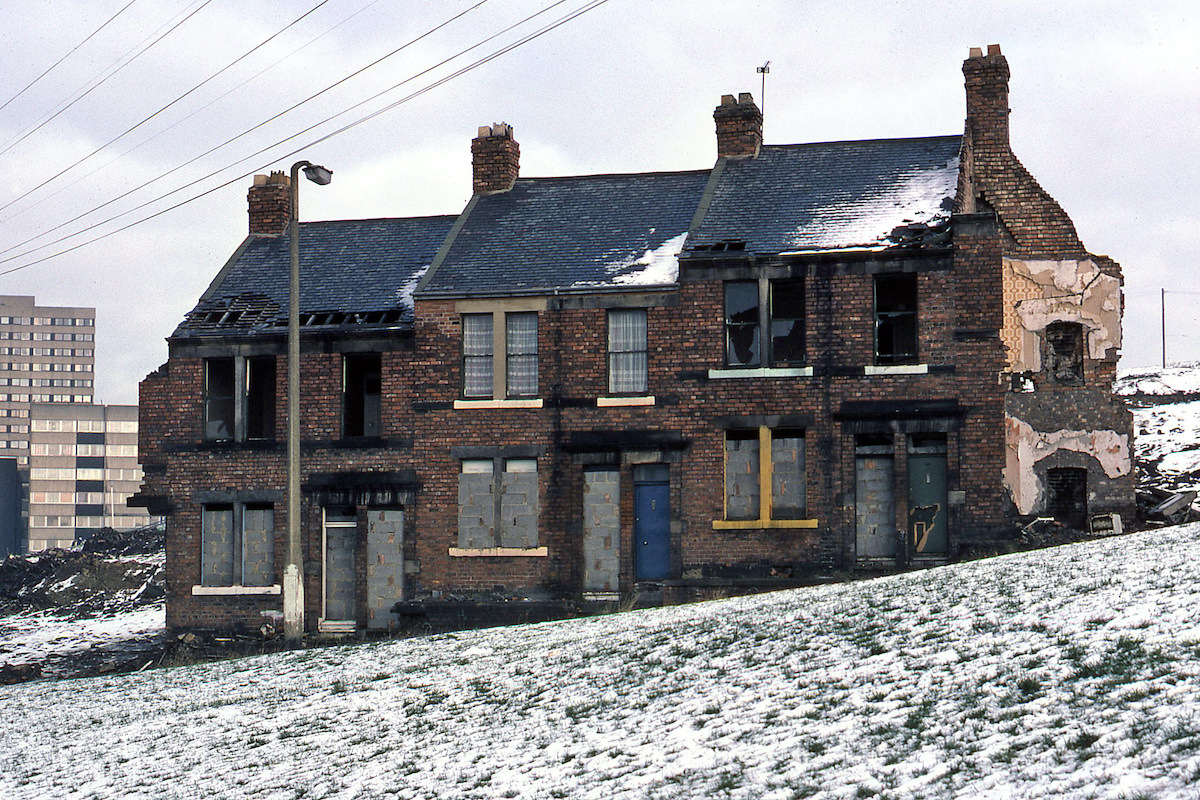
left=0, top=0, right=613, bottom=278
left=0, top=0, right=336, bottom=219
left=0, top=0, right=139, bottom=115
left=0, top=0, right=215, bottom=159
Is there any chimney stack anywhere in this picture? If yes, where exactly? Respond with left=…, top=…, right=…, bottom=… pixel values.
left=471, top=123, right=520, bottom=194
left=247, top=172, right=291, bottom=237
left=714, top=92, right=763, bottom=159
left=963, top=44, right=1011, bottom=152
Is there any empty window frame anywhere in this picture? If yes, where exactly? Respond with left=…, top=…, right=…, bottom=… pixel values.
left=200, top=503, right=275, bottom=587
left=203, top=356, right=276, bottom=442
left=1044, top=321, right=1085, bottom=384
left=724, top=428, right=806, bottom=521
left=203, top=359, right=235, bottom=440
left=874, top=273, right=918, bottom=365
left=607, top=308, right=648, bottom=395
left=343, top=354, right=382, bottom=438
left=724, top=279, right=805, bottom=367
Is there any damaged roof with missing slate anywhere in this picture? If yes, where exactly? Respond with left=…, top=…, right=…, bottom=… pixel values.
left=172, top=215, right=456, bottom=339
left=686, top=136, right=962, bottom=256
left=417, top=170, right=711, bottom=296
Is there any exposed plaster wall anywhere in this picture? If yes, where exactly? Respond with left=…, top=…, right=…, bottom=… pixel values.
left=1003, top=414, right=1131, bottom=515
left=1001, top=257, right=1121, bottom=372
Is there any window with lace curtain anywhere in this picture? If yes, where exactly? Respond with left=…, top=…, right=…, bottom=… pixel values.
left=607, top=308, right=647, bottom=395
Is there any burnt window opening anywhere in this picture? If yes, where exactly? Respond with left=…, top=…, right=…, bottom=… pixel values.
left=203, top=356, right=276, bottom=443
left=874, top=273, right=918, bottom=365
left=1046, top=467, right=1088, bottom=530
left=1044, top=321, right=1085, bottom=384
left=245, top=357, right=276, bottom=440
left=203, top=358, right=235, bottom=441
left=724, top=278, right=806, bottom=367
left=343, top=354, right=382, bottom=438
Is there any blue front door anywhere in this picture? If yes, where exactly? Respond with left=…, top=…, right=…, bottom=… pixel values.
left=634, top=479, right=670, bottom=580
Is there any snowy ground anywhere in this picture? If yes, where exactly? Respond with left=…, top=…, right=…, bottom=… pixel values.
left=4, top=524, right=1200, bottom=799
left=1118, top=364, right=1200, bottom=489
left=0, top=606, right=165, bottom=680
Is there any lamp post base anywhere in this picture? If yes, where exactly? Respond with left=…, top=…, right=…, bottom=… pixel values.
left=282, top=564, right=305, bottom=640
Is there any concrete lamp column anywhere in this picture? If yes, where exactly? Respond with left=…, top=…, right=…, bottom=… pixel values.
left=283, top=159, right=332, bottom=641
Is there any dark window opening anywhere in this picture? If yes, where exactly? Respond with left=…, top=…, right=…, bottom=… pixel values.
left=1044, top=321, right=1085, bottom=384
left=204, top=358, right=235, bottom=441
left=724, top=281, right=760, bottom=366
left=770, top=280, right=805, bottom=365
left=245, top=357, right=276, bottom=440
left=1046, top=467, right=1088, bottom=529
left=874, top=274, right=918, bottom=365
left=344, top=354, right=382, bottom=438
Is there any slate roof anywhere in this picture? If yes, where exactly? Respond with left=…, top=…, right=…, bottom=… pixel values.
left=686, top=136, right=962, bottom=255
left=417, top=170, right=711, bottom=296
left=172, top=215, right=456, bottom=339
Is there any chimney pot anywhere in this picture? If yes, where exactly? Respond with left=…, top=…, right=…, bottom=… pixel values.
left=471, top=122, right=520, bottom=194
left=247, top=172, right=291, bottom=237
left=714, top=91, right=763, bottom=159
left=963, top=43, right=1012, bottom=152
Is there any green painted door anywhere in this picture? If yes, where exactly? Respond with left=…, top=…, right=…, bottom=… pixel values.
left=907, top=437, right=948, bottom=555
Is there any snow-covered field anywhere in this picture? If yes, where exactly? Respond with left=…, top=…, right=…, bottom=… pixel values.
left=4, top=524, right=1200, bottom=799
left=0, top=606, right=164, bottom=679
left=1118, top=364, right=1200, bottom=488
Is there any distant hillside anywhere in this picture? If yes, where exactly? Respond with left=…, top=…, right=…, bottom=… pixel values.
left=4, top=523, right=1200, bottom=799
left=1117, top=363, right=1200, bottom=493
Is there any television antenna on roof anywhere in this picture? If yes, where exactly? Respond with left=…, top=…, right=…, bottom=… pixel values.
left=757, top=61, right=771, bottom=122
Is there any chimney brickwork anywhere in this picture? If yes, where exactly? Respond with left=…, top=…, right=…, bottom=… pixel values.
left=471, top=124, right=520, bottom=194
left=714, top=92, right=763, bottom=159
left=247, top=172, right=291, bottom=237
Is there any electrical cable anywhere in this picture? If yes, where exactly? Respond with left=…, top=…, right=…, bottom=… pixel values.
left=0, top=0, right=334, bottom=217
left=0, top=0, right=500, bottom=254
left=0, top=0, right=613, bottom=277
left=0, top=0, right=139, bottom=115
left=0, top=0, right=214, bottom=159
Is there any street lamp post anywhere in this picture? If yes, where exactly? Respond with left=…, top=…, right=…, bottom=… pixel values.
left=283, top=159, right=332, bottom=641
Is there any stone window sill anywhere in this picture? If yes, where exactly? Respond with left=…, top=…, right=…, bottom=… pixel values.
left=449, top=547, right=549, bottom=557
left=865, top=364, right=928, bottom=375
left=708, top=366, right=813, bottom=379
left=191, top=584, right=282, bottom=596
left=712, top=519, right=819, bottom=531
left=453, top=398, right=544, bottom=410
left=596, top=396, right=655, bottom=407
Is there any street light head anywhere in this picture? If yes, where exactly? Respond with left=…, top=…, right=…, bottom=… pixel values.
left=302, top=164, right=333, bottom=185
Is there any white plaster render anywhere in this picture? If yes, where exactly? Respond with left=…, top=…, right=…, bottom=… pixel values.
left=1003, top=414, right=1131, bottom=515
left=1006, top=258, right=1122, bottom=372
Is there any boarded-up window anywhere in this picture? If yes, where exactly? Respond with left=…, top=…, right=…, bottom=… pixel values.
left=771, top=430, right=806, bottom=519
left=724, top=430, right=760, bottom=520
left=200, top=505, right=234, bottom=586
left=457, top=458, right=540, bottom=549
left=1044, top=322, right=1084, bottom=384
left=241, top=505, right=274, bottom=587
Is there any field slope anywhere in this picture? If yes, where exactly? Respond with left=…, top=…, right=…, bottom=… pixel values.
left=4, top=525, right=1200, bottom=800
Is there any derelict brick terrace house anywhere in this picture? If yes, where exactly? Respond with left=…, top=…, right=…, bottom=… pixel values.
left=134, top=45, right=1135, bottom=635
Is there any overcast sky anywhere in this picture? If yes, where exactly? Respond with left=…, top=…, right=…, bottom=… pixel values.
left=1, top=0, right=1197, bottom=405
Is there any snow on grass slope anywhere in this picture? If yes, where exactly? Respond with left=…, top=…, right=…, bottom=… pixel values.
left=5, top=525, right=1200, bottom=800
